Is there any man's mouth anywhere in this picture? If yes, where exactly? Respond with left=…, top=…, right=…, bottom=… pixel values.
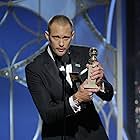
left=57, top=48, right=65, bottom=52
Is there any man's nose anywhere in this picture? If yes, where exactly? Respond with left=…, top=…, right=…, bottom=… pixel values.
left=59, top=39, right=64, bottom=47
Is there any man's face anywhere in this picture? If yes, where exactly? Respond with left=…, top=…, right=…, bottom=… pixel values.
left=45, top=22, right=74, bottom=56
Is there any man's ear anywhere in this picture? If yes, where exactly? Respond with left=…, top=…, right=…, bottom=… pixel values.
left=71, top=31, right=75, bottom=40
left=45, top=31, right=49, bottom=41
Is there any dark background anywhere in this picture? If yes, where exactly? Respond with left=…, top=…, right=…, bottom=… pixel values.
left=126, top=0, right=140, bottom=140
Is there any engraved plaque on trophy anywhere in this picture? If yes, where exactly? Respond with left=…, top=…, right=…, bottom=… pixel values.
left=84, top=47, right=98, bottom=89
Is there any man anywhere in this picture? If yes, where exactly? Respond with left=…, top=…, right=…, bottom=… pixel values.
left=25, top=15, right=113, bottom=140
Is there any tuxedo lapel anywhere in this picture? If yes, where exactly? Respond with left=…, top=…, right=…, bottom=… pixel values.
left=70, top=46, right=88, bottom=82
left=43, top=51, right=62, bottom=87
left=70, top=56, right=82, bottom=74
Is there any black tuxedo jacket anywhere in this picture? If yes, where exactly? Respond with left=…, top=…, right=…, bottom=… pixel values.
left=25, top=45, right=113, bottom=140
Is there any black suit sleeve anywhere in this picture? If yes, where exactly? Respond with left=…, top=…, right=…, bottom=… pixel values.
left=25, top=64, right=75, bottom=125
left=95, top=77, right=114, bottom=101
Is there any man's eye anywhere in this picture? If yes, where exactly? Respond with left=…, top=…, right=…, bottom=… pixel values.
left=54, top=36, right=59, bottom=39
left=63, top=37, right=70, bottom=40
left=53, top=36, right=59, bottom=39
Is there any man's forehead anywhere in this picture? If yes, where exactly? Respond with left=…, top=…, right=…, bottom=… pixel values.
left=50, top=22, right=71, bottom=28
left=49, top=23, right=73, bottom=33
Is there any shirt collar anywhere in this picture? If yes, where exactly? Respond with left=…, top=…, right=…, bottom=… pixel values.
left=47, top=45, right=55, bottom=61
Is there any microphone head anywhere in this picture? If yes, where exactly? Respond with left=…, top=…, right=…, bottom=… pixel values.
left=61, top=50, right=71, bottom=65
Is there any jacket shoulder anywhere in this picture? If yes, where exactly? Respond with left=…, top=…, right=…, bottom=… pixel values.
left=70, top=45, right=89, bottom=53
left=25, top=51, right=46, bottom=72
left=70, top=45, right=90, bottom=61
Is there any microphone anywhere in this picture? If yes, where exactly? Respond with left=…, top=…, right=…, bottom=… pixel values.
left=58, top=50, right=71, bottom=78
left=61, top=50, right=71, bottom=66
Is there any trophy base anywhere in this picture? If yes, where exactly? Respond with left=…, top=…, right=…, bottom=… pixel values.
left=84, top=79, right=98, bottom=89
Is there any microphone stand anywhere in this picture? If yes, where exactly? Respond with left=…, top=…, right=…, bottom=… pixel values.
left=60, top=63, right=67, bottom=140
left=60, top=51, right=70, bottom=140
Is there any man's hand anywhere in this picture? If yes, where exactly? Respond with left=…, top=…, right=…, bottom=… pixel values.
left=73, top=79, right=100, bottom=103
left=86, top=61, right=104, bottom=86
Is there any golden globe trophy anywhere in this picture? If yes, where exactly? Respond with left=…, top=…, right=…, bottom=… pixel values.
left=84, top=47, right=98, bottom=89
